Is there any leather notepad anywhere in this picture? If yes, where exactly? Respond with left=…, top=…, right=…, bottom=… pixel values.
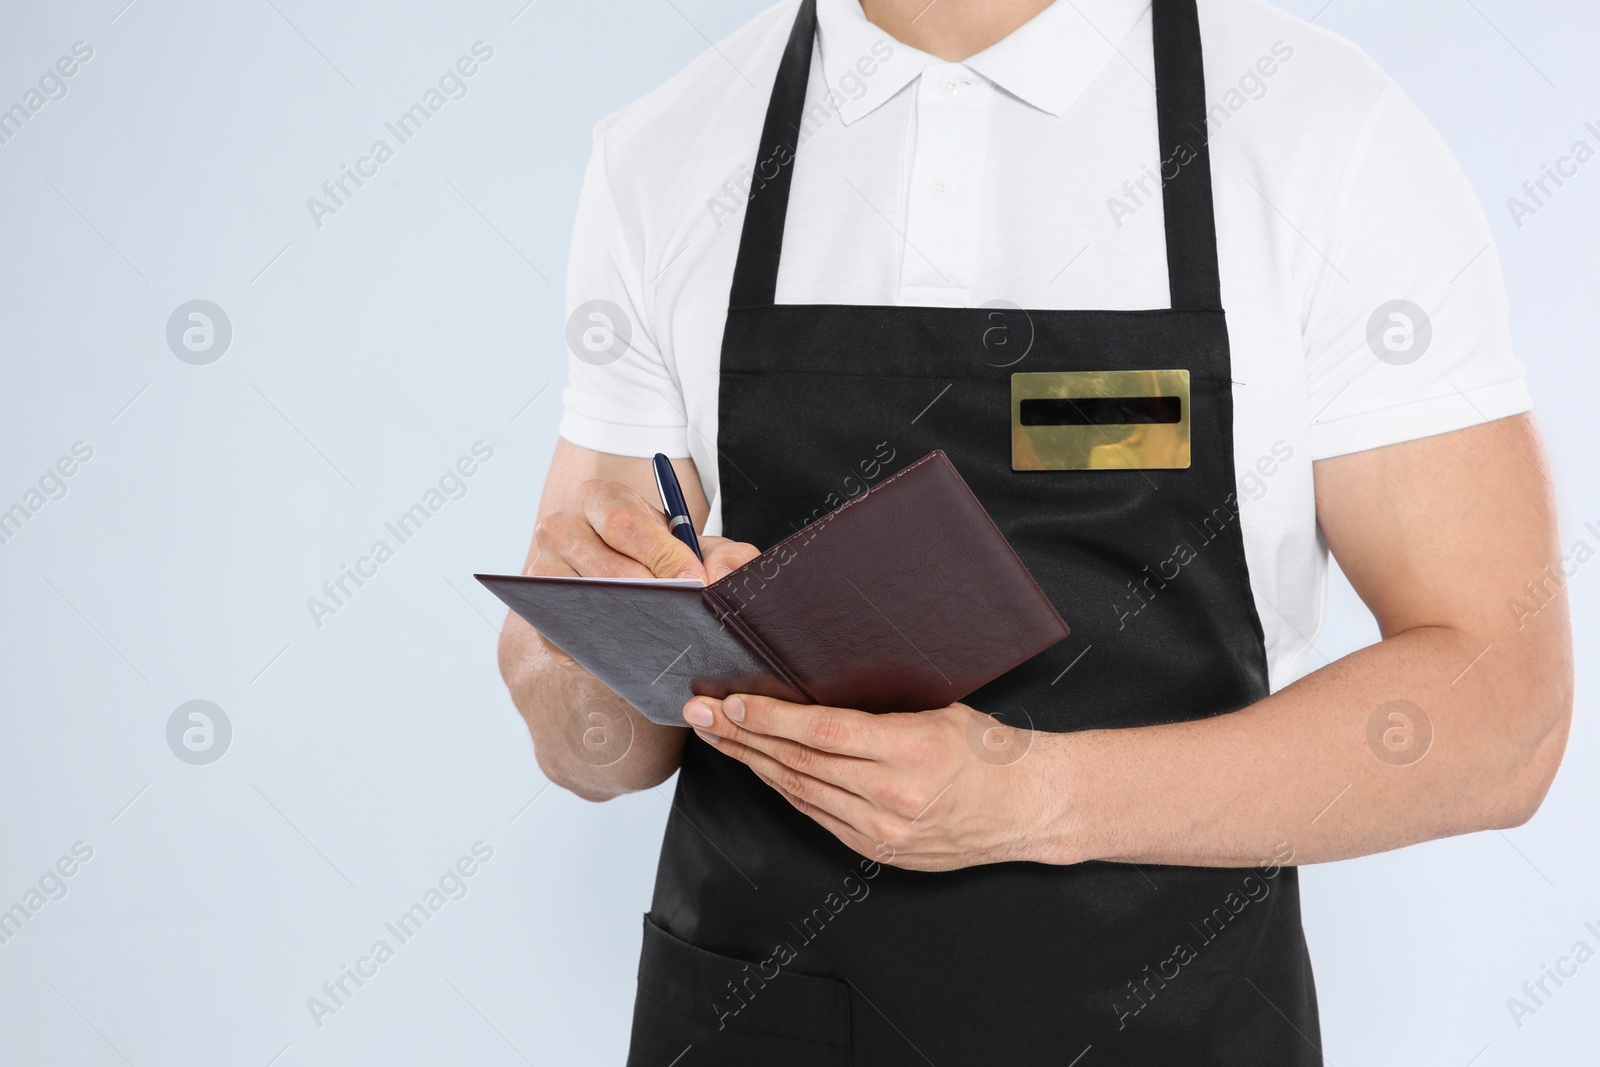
left=476, top=451, right=1069, bottom=725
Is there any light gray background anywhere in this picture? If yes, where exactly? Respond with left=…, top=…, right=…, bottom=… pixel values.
left=1, top=0, right=1594, bottom=1064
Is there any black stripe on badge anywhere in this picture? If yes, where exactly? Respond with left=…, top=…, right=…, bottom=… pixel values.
left=1018, top=396, right=1184, bottom=427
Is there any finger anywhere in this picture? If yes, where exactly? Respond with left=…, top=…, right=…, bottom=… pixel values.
left=749, top=761, right=889, bottom=862
left=722, top=742, right=922, bottom=868
left=535, top=509, right=657, bottom=581
left=721, top=693, right=885, bottom=759
left=701, top=538, right=760, bottom=582
left=579, top=480, right=705, bottom=581
left=695, top=727, right=878, bottom=831
left=686, top=698, right=879, bottom=796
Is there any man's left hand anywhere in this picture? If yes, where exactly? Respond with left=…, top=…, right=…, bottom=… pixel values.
left=681, top=694, right=1075, bottom=871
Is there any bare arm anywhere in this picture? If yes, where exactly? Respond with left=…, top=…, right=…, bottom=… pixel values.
left=1052, top=413, right=1573, bottom=865
left=682, top=415, right=1574, bottom=871
left=496, top=439, right=758, bottom=802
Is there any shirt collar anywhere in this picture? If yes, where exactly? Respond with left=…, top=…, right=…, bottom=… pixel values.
left=815, top=0, right=1152, bottom=123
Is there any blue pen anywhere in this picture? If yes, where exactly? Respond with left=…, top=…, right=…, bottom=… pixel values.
left=652, top=453, right=703, bottom=562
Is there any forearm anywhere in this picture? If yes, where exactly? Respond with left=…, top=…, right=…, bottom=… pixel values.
left=498, top=613, right=686, bottom=802
left=1039, top=619, right=1572, bottom=868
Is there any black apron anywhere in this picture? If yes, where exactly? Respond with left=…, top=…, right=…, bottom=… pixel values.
left=627, top=1, right=1320, bottom=1062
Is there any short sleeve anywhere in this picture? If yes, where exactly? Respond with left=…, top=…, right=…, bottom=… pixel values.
left=557, top=120, right=692, bottom=458
left=1301, top=83, right=1532, bottom=460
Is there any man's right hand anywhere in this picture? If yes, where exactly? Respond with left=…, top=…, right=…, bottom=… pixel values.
left=522, top=454, right=760, bottom=667
left=499, top=441, right=748, bottom=800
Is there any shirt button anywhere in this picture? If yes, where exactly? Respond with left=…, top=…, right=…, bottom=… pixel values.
left=929, top=177, right=951, bottom=200
left=940, top=76, right=967, bottom=98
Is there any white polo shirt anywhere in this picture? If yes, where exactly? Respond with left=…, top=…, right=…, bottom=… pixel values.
left=556, top=0, right=1532, bottom=692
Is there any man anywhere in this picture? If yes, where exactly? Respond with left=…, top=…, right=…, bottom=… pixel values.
left=498, top=0, right=1572, bottom=1061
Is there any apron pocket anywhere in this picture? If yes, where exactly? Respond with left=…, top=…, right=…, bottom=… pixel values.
left=626, top=914, right=852, bottom=1066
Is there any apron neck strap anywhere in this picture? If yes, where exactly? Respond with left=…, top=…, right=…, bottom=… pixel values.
left=729, top=0, right=1223, bottom=311
left=1151, top=0, right=1222, bottom=309
left=728, top=0, right=820, bottom=310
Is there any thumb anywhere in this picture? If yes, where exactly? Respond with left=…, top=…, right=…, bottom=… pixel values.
left=643, top=526, right=708, bottom=581
left=702, top=538, right=761, bottom=582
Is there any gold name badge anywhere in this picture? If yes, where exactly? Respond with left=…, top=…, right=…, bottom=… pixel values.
left=1011, top=370, right=1191, bottom=471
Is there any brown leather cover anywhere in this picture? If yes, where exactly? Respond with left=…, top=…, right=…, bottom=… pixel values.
left=477, top=451, right=1068, bottom=725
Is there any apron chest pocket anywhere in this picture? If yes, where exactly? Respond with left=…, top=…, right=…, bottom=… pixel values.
left=626, top=914, right=852, bottom=1066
